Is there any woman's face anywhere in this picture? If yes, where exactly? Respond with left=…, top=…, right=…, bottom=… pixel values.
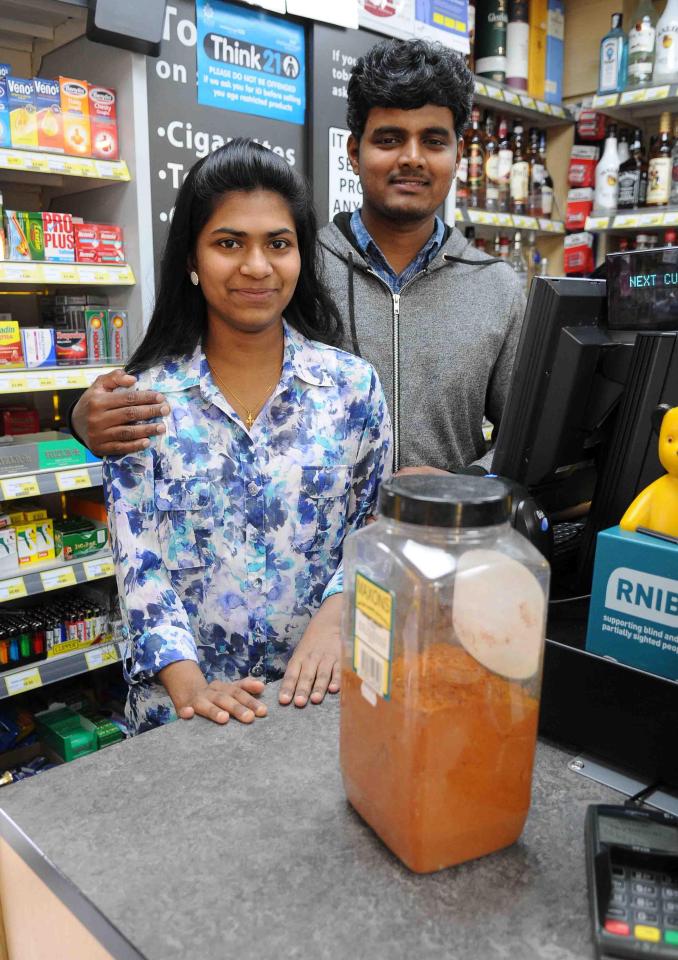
left=192, top=188, right=301, bottom=335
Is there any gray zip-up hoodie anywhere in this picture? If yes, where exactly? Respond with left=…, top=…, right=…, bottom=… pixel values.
left=318, top=214, right=527, bottom=473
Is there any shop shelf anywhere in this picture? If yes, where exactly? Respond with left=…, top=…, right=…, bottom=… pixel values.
left=585, top=207, right=678, bottom=233
left=474, top=79, right=573, bottom=127
left=592, top=86, right=678, bottom=121
left=455, top=207, right=565, bottom=235
left=0, top=464, right=102, bottom=502
left=0, top=549, right=114, bottom=605
left=0, top=640, right=123, bottom=700
left=0, top=364, right=117, bottom=394
left=0, top=148, right=129, bottom=183
left=0, top=261, right=135, bottom=286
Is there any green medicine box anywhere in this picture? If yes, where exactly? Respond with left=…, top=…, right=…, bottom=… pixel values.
left=54, top=519, right=108, bottom=562
left=36, top=708, right=98, bottom=763
left=0, top=431, right=100, bottom=477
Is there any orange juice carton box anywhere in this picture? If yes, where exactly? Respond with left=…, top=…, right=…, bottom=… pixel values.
left=59, top=77, right=90, bottom=157
left=0, top=319, right=23, bottom=367
left=88, top=85, right=118, bottom=161
left=4, top=211, right=30, bottom=261
left=0, top=76, right=10, bottom=148
left=6, top=77, right=38, bottom=149
left=43, top=212, right=74, bottom=263
left=33, top=77, right=63, bottom=153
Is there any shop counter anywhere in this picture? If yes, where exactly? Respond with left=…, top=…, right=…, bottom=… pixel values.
left=0, top=683, right=621, bottom=960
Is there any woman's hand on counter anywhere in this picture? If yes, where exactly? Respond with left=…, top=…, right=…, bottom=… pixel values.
left=279, top=594, right=342, bottom=708
left=159, top=660, right=268, bottom=725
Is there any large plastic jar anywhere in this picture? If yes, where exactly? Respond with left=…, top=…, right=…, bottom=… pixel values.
left=340, top=475, right=550, bottom=874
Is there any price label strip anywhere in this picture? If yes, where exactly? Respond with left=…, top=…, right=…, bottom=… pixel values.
left=592, top=93, right=619, bottom=108
left=40, top=566, right=77, bottom=591
left=6, top=668, right=42, bottom=696
left=1, top=475, right=40, bottom=500
left=85, top=644, right=119, bottom=670
left=586, top=216, right=611, bottom=231
left=0, top=577, right=27, bottom=602
left=84, top=557, right=115, bottom=581
left=55, top=469, right=91, bottom=492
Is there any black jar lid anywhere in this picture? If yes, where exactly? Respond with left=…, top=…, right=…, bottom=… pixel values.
left=378, top=474, right=511, bottom=528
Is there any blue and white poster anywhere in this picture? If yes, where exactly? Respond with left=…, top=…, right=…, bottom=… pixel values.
left=415, top=0, right=470, bottom=54
left=196, top=0, right=306, bottom=126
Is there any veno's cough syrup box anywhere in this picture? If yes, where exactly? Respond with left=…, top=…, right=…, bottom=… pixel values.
left=0, top=77, right=10, bottom=148
left=7, top=77, right=38, bottom=149
left=59, top=77, right=90, bottom=157
left=88, top=86, right=118, bottom=160
left=33, top=77, right=63, bottom=153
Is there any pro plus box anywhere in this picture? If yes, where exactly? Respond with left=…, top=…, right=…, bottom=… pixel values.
left=43, top=212, right=74, bottom=263
left=586, top=526, right=678, bottom=682
left=88, top=85, right=118, bottom=161
left=0, top=77, right=10, bottom=149
left=59, top=77, right=90, bottom=157
left=33, top=77, right=62, bottom=153
left=7, top=77, right=38, bottom=149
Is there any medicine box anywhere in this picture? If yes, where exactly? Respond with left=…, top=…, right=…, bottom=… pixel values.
left=7, top=77, right=37, bottom=149
left=21, top=328, right=56, bottom=368
left=24, top=213, right=44, bottom=261
left=59, top=77, right=90, bottom=157
left=33, top=77, right=63, bottom=153
left=88, top=85, right=118, bottom=161
left=586, top=525, right=678, bottom=682
left=55, top=519, right=108, bottom=562
left=0, top=431, right=99, bottom=477
left=56, top=331, right=87, bottom=365
left=43, top=212, right=74, bottom=263
left=5, top=211, right=31, bottom=261
left=36, top=708, right=98, bottom=762
left=107, top=309, right=128, bottom=362
left=85, top=308, right=108, bottom=363
left=0, top=77, right=10, bottom=149
left=0, top=527, right=18, bottom=577
left=0, top=320, right=23, bottom=367
left=74, top=222, right=98, bottom=263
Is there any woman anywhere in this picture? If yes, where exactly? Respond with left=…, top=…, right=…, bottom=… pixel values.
left=104, top=140, right=391, bottom=735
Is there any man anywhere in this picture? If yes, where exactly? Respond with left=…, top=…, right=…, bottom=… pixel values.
left=70, top=39, right=525, bottom=709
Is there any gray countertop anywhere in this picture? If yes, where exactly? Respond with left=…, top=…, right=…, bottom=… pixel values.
left=0, top=683, right=622, bottom=960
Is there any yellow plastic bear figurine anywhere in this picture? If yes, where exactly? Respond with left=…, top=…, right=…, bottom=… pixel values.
left=620, top=404, right=678, bottom=538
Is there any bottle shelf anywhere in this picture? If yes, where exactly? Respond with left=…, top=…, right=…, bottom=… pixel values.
left=0, top=261, right=135, bottom=286
left=0, top=639, right=123, bottom=700
left=585, top=207, right=678, bottom=232
left=0, top=549, right=114, bottom=606
left=0, top=148, right=129, bottom=183
left=473, top=79, right=573, bottom=127
left=0, top=364, right=117, bottom=394
left=456, top=207, right=565, bottom=235
left=592, top=86, right=678, bottom=121
left=0, top=464, right=102, bottom=502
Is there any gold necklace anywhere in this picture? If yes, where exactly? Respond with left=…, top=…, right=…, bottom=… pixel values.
left=209, top=364, right=280, bottom=430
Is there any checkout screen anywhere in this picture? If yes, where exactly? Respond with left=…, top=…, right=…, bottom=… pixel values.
left=599, top=815, right=678, bottom=854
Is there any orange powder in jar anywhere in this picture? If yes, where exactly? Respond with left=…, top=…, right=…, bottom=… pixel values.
left=340, top=641, right=540, bottom=874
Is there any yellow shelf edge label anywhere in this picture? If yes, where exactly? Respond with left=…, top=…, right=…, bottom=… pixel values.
left=0, top=475, right=40, bottom=500
left=84, top=557, right=115, bottom=581
left=85, top=644, right=119, bottom=670
left=6, top=667, right=42, bottom=696
left=40, top=566, right=77, bottom=591
left=0, top=577, right=27, bottom=602
left=55, top=469, right=91, bottom=492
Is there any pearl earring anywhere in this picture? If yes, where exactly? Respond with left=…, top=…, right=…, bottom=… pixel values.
left=190, top=271, right=199, bottom=286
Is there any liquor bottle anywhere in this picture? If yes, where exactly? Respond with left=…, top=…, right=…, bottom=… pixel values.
left=509, top=122, right=529, bottom=215
left=538, top=131, right=554, bottom=217
left=618, top=128, right=646, bottom=208
left=670, top=119, right=678, bottom=204
left=467, top=107, right=486, bottom=208
left=466, top=0, right=476, bottom=72
left=653, top=0, right=678, bottom=83
left=594, top=124, right=620, bottom=211
left=484, top=112, right=500, bottom=211
left=598, top=14, right=628, bottom=94
left=627, top=0, right=657, bottom=87
left=510, top=231, right=529, bottom=294
left=647, top=112, right=673, bottom=206
left=497, top=117, right=513, bottom=212
left=499, top=234, right=511, bottom=259
left=457, top=133, right=469, bottom=207
left=476, top=0, right=508, bottom=82
left=527, top=128, right=544, bottom=216
left=617, top=129, right=630, bottom=166
left=506, top=0, right=529, bottom=90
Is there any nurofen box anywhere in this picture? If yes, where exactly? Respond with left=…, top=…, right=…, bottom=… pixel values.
left=5, top=210, right=30, bottom=261
left=97, top=224, right=124, bottom=263
left=107, top=309, right=128, bottom=362
left=59, top=77, right=90, bottom=157
left=73, top=222, right=98, bottom=263
left=33, top=77, right=63, bottom=153
left=0, top=319, right=23, bottom=367
left=6, top=77, right=38, bottom=149
left=24, top=212, right=44, bottom=261
left=20, top=328, right=56, bottom=368
left=88, top=85, right=118, bottom=161
left=85, top=308, right=108, bottom=364
left=42, top=211, right=74, bottom=263
left=0, top=77, right=10, bottom=149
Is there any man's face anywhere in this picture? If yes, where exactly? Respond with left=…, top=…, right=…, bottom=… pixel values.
left=347, top=105, right=462, bottom=224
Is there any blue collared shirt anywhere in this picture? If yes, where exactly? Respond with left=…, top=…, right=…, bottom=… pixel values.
left=350, top=208, right=446, bottom=293
left=103, top=321, right=391, bottom=733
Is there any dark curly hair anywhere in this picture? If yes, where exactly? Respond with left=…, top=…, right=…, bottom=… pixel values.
left=347, top=38, right=474, bottom=141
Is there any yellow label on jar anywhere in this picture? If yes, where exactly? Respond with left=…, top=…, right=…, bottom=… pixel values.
left=353, top=572, right=394, bottom=699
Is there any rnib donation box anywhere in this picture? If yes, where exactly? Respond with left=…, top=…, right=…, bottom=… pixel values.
left=586, top=526, right=678, bottom=681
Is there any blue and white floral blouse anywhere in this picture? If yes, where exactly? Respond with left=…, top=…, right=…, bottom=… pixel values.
left=103, top=321, right=392, bottom=734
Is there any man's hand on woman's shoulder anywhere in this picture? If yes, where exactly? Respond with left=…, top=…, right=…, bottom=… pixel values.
left=71, top=369, right=170, bottom=456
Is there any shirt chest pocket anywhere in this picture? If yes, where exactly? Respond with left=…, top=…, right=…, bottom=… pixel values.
left=292, top=465, right=352, bottom=556
left=155, top=478, right=215, bottom=570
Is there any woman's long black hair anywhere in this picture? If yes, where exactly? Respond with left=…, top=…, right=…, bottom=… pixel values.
left=127, top=139, right=343, bottom=373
